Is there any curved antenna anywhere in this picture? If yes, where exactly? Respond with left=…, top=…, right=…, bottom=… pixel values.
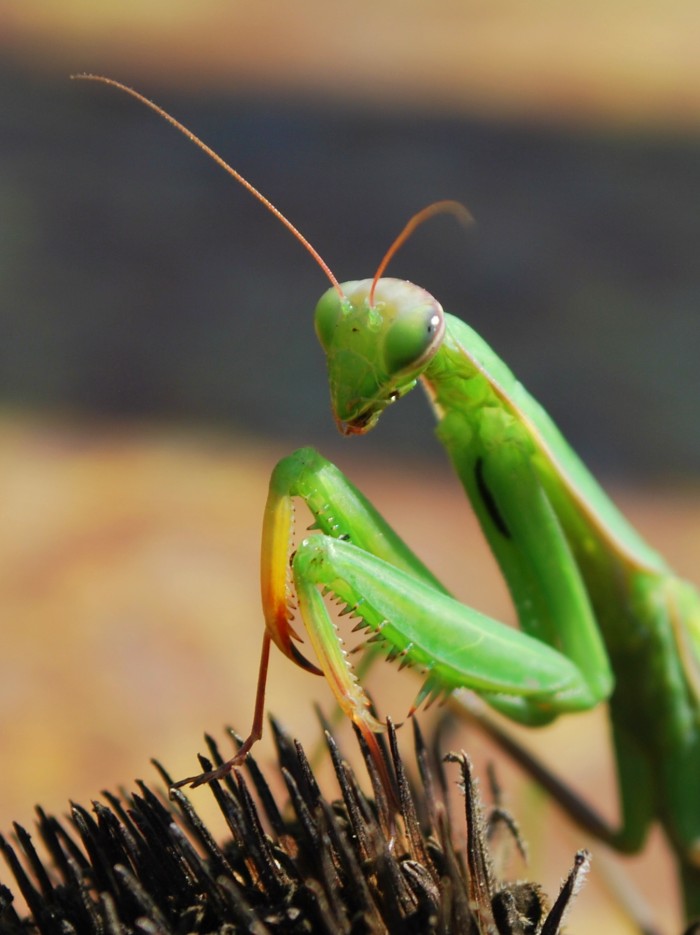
left=369, top=200, right=473, bottom=306
left=71, top=74, right=345, bottom=300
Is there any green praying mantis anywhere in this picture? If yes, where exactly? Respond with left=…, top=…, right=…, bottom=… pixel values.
left=76, top=75, right=700, bottom=925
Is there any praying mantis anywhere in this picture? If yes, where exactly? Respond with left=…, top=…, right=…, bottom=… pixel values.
left=75, top=76, right=700, bottom=926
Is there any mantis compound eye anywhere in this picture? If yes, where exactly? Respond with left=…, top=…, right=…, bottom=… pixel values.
left=383, top=303, right=444, bottom=376
left=314, top=288, right=345, bottom=353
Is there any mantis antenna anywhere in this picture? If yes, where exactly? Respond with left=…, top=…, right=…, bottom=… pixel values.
left=73, top=76, right=473, bottom=310
left=71, top=74, right=346, bottom=300
left=369, top=200, right=473, bottom=306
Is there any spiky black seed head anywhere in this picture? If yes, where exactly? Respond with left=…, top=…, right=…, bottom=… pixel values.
left=0, top=717, right=587, bottom=934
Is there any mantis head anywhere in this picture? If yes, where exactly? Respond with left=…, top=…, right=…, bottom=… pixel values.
left=315, top=278, right=445, bottom=435
left=314, top=199, right=470, bottom=436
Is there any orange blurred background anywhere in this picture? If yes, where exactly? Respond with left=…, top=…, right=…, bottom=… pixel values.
left=1, top=4, right=699, bottom=932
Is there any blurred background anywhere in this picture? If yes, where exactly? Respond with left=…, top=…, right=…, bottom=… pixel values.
left=1, top=2, right=699, bottom=931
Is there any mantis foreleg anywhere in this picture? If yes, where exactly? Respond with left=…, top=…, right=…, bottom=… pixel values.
left=261, top=448, right=611, bottom=738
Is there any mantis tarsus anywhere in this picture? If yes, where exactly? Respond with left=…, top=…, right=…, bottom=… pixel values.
left=75, top=75, right=700, bottom=926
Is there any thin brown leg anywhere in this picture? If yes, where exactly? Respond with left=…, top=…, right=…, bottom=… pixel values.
left=171, top=632, right=272, bottom=790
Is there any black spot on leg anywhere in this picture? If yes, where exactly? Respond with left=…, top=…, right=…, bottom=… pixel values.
left=475, top=458, right=511, bottom=539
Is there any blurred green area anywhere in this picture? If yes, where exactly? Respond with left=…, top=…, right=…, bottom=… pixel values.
left=1, top=3, right=699, bottom=478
